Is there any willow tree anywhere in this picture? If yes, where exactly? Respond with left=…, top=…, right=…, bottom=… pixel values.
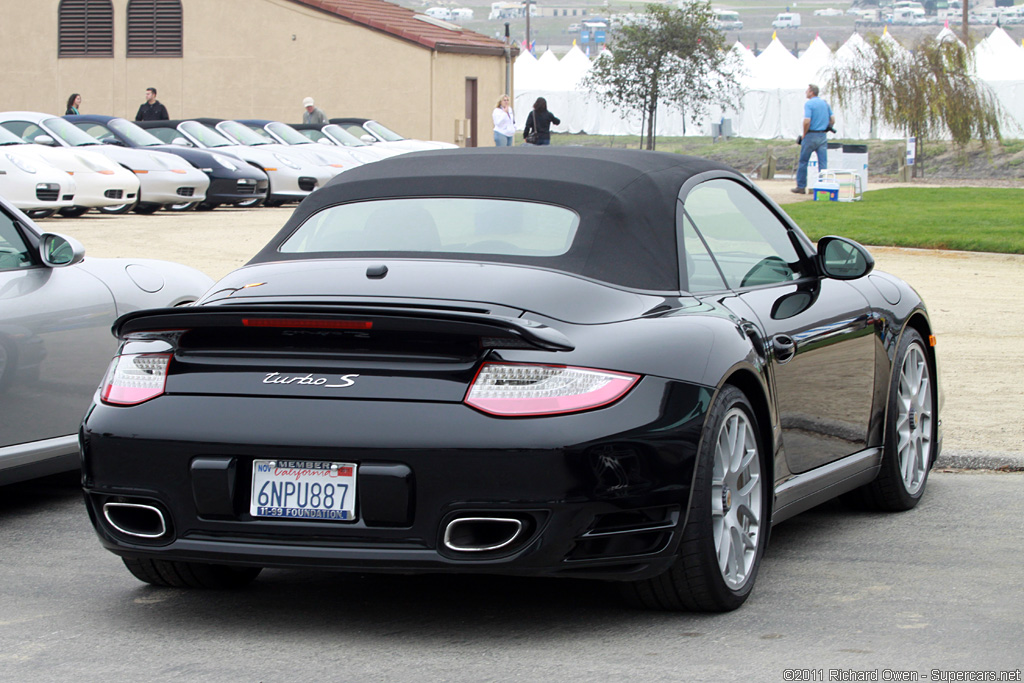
left=583, top=2, right=741, bottom=150
left=827, top=34, right=1001, bottom=177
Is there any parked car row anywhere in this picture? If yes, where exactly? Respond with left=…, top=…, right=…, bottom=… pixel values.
left=0, top=111, right=456, bottom=217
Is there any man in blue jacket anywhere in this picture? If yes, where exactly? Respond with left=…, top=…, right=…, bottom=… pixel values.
left=792, top=84, right=834, bottom=194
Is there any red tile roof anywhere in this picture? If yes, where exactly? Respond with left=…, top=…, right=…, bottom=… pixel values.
left=290, top=0, right=515, bottom=56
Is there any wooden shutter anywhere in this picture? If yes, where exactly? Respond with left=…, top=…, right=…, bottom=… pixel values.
left=127, top=0, right=182, bottom=57
left=58, top=0, right=113, bottom=57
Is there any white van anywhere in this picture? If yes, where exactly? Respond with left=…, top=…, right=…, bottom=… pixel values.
left=892, top=7, right=928, bottom=24
left=713, top=10, right=743, bottom=30
left=772, top=12, right=801, bottom=28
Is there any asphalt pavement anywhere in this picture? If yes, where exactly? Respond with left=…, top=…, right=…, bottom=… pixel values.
left=1, top=470, right=1021, bottom=682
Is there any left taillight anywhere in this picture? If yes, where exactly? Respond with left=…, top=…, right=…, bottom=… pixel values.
left=101, top=353, right=171, bottom=406
left=465, top=363, right=640, bottom=417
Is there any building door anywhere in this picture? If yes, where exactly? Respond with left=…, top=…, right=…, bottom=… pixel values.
left=465, top=78, right=478, bottom=147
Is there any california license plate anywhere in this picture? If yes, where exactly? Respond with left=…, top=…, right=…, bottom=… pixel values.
left=250, top=459, right=357, bottom=521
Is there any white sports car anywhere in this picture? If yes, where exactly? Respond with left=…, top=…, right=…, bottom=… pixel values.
left=0, top=112, right=209, bottom=215
left=0, top=123, right=139, bottom=217
left=0, top=128, right=77, bottom=216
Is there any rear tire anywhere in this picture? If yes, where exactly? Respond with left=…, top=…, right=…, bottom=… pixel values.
left=849, top=328, right=935, bottom=511
left=122, top=558, right=261, bottom=589
left=132, top=202, right=161, bottom=215
left=57, top=206, right=90, bottom=218
left=196, top=201, right=220, bottom=211
left=621, top=385, right=767, bottom=612
left=24, top=209, right=56, bottom=219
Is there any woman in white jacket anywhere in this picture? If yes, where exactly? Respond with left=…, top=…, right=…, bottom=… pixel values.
left=492, top=94, right=515, bottom=146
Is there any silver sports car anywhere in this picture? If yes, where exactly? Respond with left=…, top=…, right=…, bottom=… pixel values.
left=0, top=195, right=213, bottom=485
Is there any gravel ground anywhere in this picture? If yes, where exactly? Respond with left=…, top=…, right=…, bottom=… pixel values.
left=38, top=188, right=1024, bottom=463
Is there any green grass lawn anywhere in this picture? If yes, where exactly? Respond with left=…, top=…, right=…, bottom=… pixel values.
left=783, top=188, right=1024, bottom=254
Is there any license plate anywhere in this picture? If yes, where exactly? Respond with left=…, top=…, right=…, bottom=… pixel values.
left=250, top=459, right=357, bottom=521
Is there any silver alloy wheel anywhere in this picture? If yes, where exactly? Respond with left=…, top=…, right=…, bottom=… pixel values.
left=711, top=407, right=762, bottom=591
left=167, top=201, right=197, bottom=211
left=98, top=203, right=132, bottom=214
left=896, top=343, right=932, bottom=495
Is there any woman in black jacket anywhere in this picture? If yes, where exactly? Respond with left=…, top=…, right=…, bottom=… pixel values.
left=523, top=97, right=560, bottom=146
left=65, top=93, right=81, bottom=115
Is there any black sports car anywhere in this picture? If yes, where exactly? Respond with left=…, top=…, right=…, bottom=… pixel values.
left=81, top=148, right=941, bottom=611
left=65, top=115, right=269, bottom=210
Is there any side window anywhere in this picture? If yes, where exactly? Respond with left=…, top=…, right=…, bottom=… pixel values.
left=74, top=123, right=113, bottom=140
left=144, top=127, right=180, bottom=145
left=684, top=179, right=805, bottom=289
left=1, top=121, right=43, bottom=143
left=680, top=212, right=727, bottom=293
left=0, top=212, right=34, bottom=271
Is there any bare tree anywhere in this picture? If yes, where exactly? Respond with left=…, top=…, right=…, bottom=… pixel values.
left=583, top=2, right=741, bottom=150
left=828, top=34, right=1001, bottom=177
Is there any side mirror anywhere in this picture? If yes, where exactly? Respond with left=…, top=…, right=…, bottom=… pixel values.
left=817, top=235, right=874, bottom=280
left=33, top=134, right=58, bottom=146
left=171, top=137, right=192, bottom=147
left=360, top=135, right=377, bottom=144
left=317, top=138, right=334, bottom=146
left=39, top=233, right=86, bottom=267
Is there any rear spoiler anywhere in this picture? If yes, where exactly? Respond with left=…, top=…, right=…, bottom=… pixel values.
left=114, top=304, right=575, bottom=352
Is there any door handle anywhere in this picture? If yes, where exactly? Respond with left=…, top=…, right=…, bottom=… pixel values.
left=772, top=334, right=796, bottom=363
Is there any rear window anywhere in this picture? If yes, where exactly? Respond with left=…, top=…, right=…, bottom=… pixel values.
left=280, top=198, right=579, bottom=257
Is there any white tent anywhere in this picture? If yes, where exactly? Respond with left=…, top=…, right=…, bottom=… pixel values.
left=973, top=27, right=1024, bottom=134
left=511, top=27, right=1024, bottom=140
left=553, top=44, right=593, bottom=91
left=512, top=49, right=539, bottom=90
left=798, top=36, right=833, bottom=84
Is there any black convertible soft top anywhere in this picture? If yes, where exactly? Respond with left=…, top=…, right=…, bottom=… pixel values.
left=250, top=147, right=741, bottom=291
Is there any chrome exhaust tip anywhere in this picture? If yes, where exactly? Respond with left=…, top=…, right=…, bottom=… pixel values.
left=103, top=502, right=168, bottom=539
left=443, top=517, right=524, bottom=552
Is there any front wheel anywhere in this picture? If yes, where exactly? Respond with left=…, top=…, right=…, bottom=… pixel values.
left=621, top=385, right=767, bottom=612
left=98, top=202, right=137, bottom=215
left=122, top=557, right=262, bottom=589
left=851, top=328, right=936, bottom=511
left=24, top=209, right=56, bottom=220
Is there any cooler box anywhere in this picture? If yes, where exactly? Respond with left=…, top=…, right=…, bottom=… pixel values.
left=815, top=170, right=863, bottom=202
left=813, top=182, right=840, bottom=201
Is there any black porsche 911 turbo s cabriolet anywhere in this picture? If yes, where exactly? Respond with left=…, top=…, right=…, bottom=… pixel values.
left=80, top=147, right=941, bottom=612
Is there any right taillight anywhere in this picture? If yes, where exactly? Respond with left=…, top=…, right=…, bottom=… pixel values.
left=465, top=363, right=640, bottom=417
left=101, top=353, right=171, bottom=406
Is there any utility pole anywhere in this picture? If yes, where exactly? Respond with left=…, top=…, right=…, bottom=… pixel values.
left=504, top=22, right=512, bottom=95
left=525, top=0, right=533, bottom=51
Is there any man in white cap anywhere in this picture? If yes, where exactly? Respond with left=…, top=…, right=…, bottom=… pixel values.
left=302, top=97, right=328, bottom=124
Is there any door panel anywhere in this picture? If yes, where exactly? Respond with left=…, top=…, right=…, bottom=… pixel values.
left=0, top=215, right=115, bottom=448
left=738, top=280, right=876, bottom=473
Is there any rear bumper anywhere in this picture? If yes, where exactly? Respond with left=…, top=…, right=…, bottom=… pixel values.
left=81, top=379, right=711, bottom=580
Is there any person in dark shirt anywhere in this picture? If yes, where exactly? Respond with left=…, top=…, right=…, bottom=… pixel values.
left=135, top=87, right=169, bottom=121
left=65, top=93, right=81, bottom=115
left=522, top=97, right=560, bottom=146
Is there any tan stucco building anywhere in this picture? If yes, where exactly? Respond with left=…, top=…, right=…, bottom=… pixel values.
left=0, top=0, right=516, bottom=146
